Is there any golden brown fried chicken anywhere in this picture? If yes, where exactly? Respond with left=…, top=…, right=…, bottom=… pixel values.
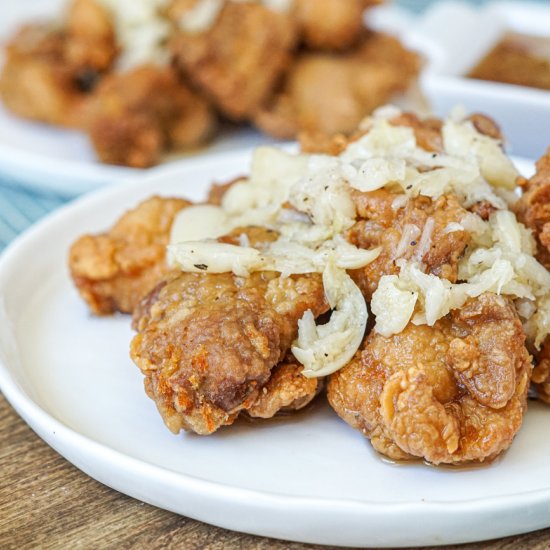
left=130, top=268, right=328, bottom=435
left=347, top=190, right=471, bottom=299
left=64, top=0, right=117, bottom=73
left=0, top=0, right=116, bottom=127
left=245, top=358, right=323, bottom=419
left=293, top=0, right=369, bottom=51
left=69, top=194, right=325, bottom=427
left=300, top=111, right=500, bottom=158
left=532, top=342, right=550, bottom=403
left=69, top=196, right=190, bottom=315
left=1, top=25, right=90, bottom=127
left=255, top=32, right=420, bottom=139
left=86, top=65, right=216, bottom=167
left=515, top=149, right=550, bottom=268
left=514, top=150, right=550, bottom=402
left=328, top=293, right=532, bottom=465
left=169, top=0, right=298, bottom=120
left=68, top=194, right=281, bottom=316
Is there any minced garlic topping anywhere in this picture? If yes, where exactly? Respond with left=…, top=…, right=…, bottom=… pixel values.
left=169, top=106, right=549, bottom=375
left=292, top=260, right=368, bottom=377
left=97, top=0, right=170, bottom=70
left=169, top=146, right=378, bottom=377
left=373, top=210, right=550, bottom=346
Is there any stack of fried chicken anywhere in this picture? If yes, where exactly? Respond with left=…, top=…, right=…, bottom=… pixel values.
left=0, top=0, right=419, bottom=167
left=69, top=107, right=550, bottom=466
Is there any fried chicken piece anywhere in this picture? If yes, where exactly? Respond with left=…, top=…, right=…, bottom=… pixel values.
left=299, top=130, right=357, bottom=156
left=0, top=25, right=91, bottom=127
left=245, top=357, right=323, bottom=419
left=69, top=196, right=190, bottom=315
left=347, top=190, right=471, bottom=299
left=127, top=223, right=323, bottom=429
left=68, top=194, right=281, bottom=316
left=515, top=150, right=550, bottom=401
left=328, top=293, right=532, bottom=465
left=532, top=341, right=550, bottom=403
left=299, top=112, right=441, bottom=156
left=64, top=0, right=117, bottom=73
left=255, top=55, right=399, bottom=138
left=255, top=32, right=420, bottom=139
left=168, top=0, right=297, bottom=120
left=0, top=0, right=116, bottom=128
left=130, top=267, right=328, bottom=435
left=300, top=111, right=500, bottom=157
left=86, top=66, right=216, bottom=167
left=515, top=149, right=550, bottom=268
left=293, top=0, right=369, bottom=51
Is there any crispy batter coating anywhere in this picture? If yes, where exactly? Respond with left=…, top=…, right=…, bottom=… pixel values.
left=64, top=0, right=117, bottom=72
left=347, top=190, right=471, bottom=299
left=515, top=149, right=550, bottom=269
left=255, top=32, right=419, bottom=139
left=244, top=357, right=323, bottom=419
left=87, top=66, right=216, bottom=167
left=0, top=25, right=91, bottom=127
left=300, top=112, right=500, bottom=157
left=328, top=293, right=532, bottom=465
left=69, top=196, right=190, bottom=315
left=169, top=0, right=298, bottom=120
left=0, top=0, right=116, bottom=128
left=515, top=150, right=550, bottom=401
left=532, top=342, right=550, bottom=403
left=293, top=0, right=368, bottom=51
left=130, top=269, right=328, bottom=435
left=2, top=0, right=419, bottom=169
left=68, top=189, right=277, bottom=316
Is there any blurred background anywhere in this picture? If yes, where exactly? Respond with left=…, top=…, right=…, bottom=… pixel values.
left=0, top=0, right=549, bottom=249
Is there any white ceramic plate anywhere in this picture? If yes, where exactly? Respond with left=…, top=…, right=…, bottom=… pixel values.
left=0, top=149, right=549, bottom=548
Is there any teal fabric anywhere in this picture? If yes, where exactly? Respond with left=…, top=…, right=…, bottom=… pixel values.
left=0, top=177, right=67, bottom=251
left=0, top=0, right=546, bottom=252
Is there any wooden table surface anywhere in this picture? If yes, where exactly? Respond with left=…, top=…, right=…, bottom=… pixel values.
left=1, top=392, right=549, bottom=550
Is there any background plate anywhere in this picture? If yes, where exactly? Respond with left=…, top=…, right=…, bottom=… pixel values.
left=4, top=0, right=548, bottom=193
left=0, top=1, right=282, bottom=195
left=0, top=149, right=549, bottom=547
